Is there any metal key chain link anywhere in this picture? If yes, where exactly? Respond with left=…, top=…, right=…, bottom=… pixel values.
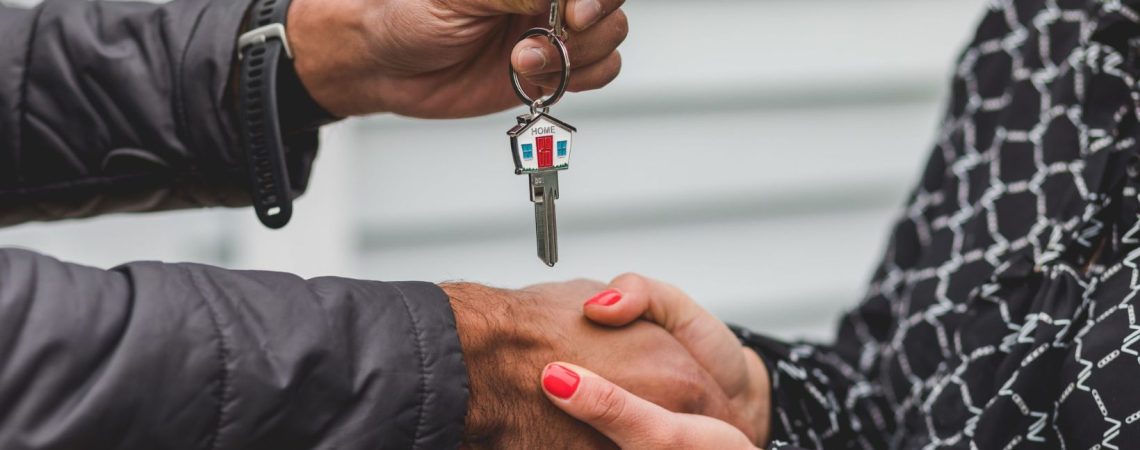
left=509, top=27, right=571, bottom=112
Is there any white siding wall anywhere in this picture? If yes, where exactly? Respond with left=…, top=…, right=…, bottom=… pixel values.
left=0, top=0, right=988, bottom=340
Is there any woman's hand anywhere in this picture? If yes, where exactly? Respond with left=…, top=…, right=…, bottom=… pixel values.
left=447, top=280, right=747, bottom=448
left=585, top=274, right=772, bottom=445
left=540, top=362, right=761, bottom=449
left=287, top=0, right=628, bottom=118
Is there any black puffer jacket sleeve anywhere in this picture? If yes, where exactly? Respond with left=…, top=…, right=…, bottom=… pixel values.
left=0, top=248, right=468, bottom=449
left=0, top=0, right=319, bottom=226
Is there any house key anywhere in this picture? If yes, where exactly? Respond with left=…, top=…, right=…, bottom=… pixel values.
left=507, top=5, right=574, bottom=267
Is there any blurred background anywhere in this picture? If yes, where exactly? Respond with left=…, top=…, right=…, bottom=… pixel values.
left=0, top=0, right=988, bottom=340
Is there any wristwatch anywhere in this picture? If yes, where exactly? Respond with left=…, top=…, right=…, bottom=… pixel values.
left=235, top=0, right=336, bottom=229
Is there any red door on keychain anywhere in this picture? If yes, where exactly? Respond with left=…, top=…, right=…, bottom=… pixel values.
left=536, top=135, right=554, bottom=169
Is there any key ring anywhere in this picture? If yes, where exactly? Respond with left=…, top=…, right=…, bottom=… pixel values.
left=509, top=27, right=571, bottom=112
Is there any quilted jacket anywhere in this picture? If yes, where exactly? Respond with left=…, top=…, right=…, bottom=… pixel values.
left=0, top=0, right=468, bottom=448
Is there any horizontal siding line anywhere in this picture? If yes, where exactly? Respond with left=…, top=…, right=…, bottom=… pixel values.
left=356, top=75, right=947, bottom=130
left=360, top=181, right=910, bottom=250
left=561, top=76, right=946, bottom=119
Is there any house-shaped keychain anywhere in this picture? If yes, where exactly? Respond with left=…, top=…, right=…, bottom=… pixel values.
left=508, top=113, right=576, bottom=175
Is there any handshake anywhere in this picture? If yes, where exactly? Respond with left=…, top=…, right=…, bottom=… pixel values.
left=445, top=275, right=771, bottom=449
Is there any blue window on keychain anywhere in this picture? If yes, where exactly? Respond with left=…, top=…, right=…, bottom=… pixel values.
left=557, top=141, right=568, bottom=158
left=522, top=144, right=534, bottom=160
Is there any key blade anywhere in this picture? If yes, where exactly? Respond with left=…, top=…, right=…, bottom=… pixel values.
left=534, top=202, right=558, bottom=267
left=530, top=173, right=559, bottom=267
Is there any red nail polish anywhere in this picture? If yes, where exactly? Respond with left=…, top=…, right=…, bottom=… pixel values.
left=585, top=289, right=622, bottom=307
left=543, top=364, right=580, bottom=399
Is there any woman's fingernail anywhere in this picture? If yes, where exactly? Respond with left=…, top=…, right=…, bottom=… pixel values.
left=543, top=364, right=581, bottom=399
left=575, top=0, right=604, bottom=29
left=517, top=47, right=547, bottom=74
left=585, top=289, right=622, bottom=307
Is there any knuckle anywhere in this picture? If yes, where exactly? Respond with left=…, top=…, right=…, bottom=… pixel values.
left=673, top=368, right=714, bottom=414
left=586, top=383, right=629, bottom=427
left=646, top=423, right=682, bottom=448
left=611, top=272, right=647, bottom=290
left=528, top=73, right=559, bottom=88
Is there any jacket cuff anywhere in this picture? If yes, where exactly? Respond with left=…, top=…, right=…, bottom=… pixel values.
left=179, top=0, right=254, bottom=172
left=389, top=281, right=469, bottom=449
left=182, top=0, right=323, bottom=201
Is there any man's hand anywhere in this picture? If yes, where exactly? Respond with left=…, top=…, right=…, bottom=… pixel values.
left=442, top=280, right=745, bottom=449
left=540, top=362, right=760, bottom=449
left=286, top=0, right=628, bottom=118
left=577, top=274, right=772, bottom=446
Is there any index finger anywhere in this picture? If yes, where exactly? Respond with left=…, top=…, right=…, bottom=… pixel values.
left=541, top=362, right=680, bottom=448
left=541, top=362, right=760, bottom=450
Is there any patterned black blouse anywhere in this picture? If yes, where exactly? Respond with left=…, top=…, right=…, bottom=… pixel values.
left=735, top=1, right=1140, bottom=448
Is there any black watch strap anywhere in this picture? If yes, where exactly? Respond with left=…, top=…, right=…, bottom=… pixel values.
left=237, top=0, right=296, bottom=229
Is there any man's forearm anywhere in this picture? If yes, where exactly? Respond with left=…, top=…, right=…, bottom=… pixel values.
left=0, top=248, right=468, bottom=449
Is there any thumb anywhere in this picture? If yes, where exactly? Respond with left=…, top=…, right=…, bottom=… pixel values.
left=541, top=362, right=759, bottom=450
left=582, top=274, right=753, bottom=397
